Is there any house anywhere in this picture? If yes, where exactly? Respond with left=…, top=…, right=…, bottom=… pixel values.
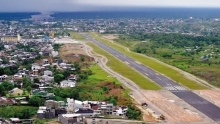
left=0, top=97, right=14, bottom=106
left=113, top=106, right=128, bottom=116
left=44, top=70, right=53, bottom=76
left=57, top=60, right=63, bottom=65
left=68, top=74, right=77, bottom=81
left=42, top=75, right=54, bottom=82
left=45, top=100, right=66, bottom=109
left=32, top=89, right=55, bottom=99
left=31, top=63, right=41, bottom=71
left=58, top=114, right=82, bottom=124
left=37, top=106, right=55, bottom=119
left=60, top=80, right=76, bottom=88
left=0, top=75, right=8, bottom=82
left=75, top=108, right=95, bottom=117
left=43, top=59, right=49, bottom=65
left=9, top=118, right=22, bottom=124
left=67, top=98, right=75, bottom=114
left=9, top=88, right=23, bottom=96
left=42, top=51, right=50, bottom=57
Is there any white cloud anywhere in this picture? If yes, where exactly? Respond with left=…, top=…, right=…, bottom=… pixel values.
left=0, top=0, right=220, bottom=12
left=77, top=0, right=220, bottom=7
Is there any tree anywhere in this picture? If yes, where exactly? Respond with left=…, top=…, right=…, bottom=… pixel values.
left=4, top=68, right=12, bottom=75
left=1, top=81, right=14, bottom=91
left=54, top=74, right=64, bottom=83
left=33, top=78, right=40, bottom=84
left=22, top=77, right=32, bottom=88
left=81, top=55, right=85, bottom=62
left=126, top=105, right=142, bottom=120
left=0, top=85, right=5, bottom=95
left=26, top=86, right=31, bottom=92
left=28, top=96, right=44, bottom=106
left=110, top=98, right=117, bottom=106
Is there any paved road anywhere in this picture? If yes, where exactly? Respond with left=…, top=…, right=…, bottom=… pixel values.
left=82, top=34, right=220, bottom=123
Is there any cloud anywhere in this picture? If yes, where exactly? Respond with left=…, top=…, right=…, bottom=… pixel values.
left=77, top=0, right=220, bottom=7
left=0, top=0, right=220, bottom=12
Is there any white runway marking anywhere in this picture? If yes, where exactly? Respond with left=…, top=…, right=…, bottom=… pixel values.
left=164, top=86, right=188, bottom=91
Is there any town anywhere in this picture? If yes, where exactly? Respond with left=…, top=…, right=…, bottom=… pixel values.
left=0, top=13, right=220, bottom=124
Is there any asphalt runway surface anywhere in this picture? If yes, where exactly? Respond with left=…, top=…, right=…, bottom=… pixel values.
left=82, top=34, right=220, bottom=123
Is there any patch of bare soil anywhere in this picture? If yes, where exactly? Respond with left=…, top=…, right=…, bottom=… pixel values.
left=103, top=35, right=118, bottom=40
left=199, top=90, right=220, bottom=106
left=142, top=90, right=203, bottom=123
left=97, top=81, right=131, bottom=105
left=59, top=44, right=94, bottom=63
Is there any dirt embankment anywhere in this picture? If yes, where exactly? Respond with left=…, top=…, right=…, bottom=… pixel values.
left=142, top=90, right=203, bottom=123
left=97, top=81, right=131, bottom=105
left=59, top=44, right=94, bottom=63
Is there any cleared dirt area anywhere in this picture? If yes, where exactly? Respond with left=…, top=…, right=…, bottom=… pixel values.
left=198, top=90, right=220, bottom=107
left=103, top=34, right=118, bottom=40
left=142, top=90, right=203, bottom=123
left=59, top=43, right=94, bottom=63
left=96, top=81, right=131, bottom=105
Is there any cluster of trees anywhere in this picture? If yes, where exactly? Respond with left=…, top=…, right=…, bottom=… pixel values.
left=0, top=66, right=19, bottom=75
left=118, top=33, right=220, bottom=48
left=0, top=44, right=4, bottom=51
left=126, top=105, right=142, bottom=120
left=53, top=44, right=62, bottom=51
left=47, top=88, right=79, bottom=100
left=0, top=106, right=37, bottom=119
left=0, top=81, right=14, bottom=96
left=28, top=96, right=45, bottom=106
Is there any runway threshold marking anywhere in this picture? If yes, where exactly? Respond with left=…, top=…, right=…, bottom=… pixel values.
left=124, top=61, right=130, bottom=65
left=135, top=61, right=141, bottom=65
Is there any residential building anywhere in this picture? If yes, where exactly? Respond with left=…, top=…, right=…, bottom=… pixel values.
left=75, top=108, right=95, bottom=117
left=9, top=118, right=22, bottom=124
left=9, top=88, right=23, bottom=96
left=37, top=106, right=55, bottom=119
left=44, top=70, right=53, bottom=76
left=67, top=98, right=74, bottom=114
left=60, top=80, right=76, bottom=88
left=58, top=114, right=82, bottom=124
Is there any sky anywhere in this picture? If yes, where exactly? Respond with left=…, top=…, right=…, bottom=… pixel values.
left=0, top=0, right=220, bottom=12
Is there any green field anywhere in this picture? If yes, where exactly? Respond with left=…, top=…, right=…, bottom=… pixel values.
left=87, top=42, right=161, bottom=90
left=69, top=32, right=87, bottom=41
left=89, top=63, right=121, bottom=84
left=88, top=33, right=207, bottom=90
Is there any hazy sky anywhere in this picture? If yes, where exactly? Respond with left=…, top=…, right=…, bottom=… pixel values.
left=0, top=0, right=220, bottom=12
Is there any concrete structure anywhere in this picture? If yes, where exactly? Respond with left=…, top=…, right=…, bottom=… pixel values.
left=37, top=106, right=55, bottom=119
left=9, top=118, right=22, bottom=124
left=58, top=114, right=82, bottom=124
left=67, top=98, right=74, bottom=114
left=45, top=100, right=66, bottom=109
left=1, top=34, right=21, bottom=41
left=60, top=80, right=76, bottom=88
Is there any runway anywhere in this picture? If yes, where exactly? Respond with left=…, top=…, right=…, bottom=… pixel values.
left=81, top=34, right=220, bottom=123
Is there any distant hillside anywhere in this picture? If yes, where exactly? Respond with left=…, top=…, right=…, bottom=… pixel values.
left=0, top=12, right=40, bottom=20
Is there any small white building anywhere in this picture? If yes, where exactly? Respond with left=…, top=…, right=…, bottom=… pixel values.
left=32, top=63, right=41, bottom=71
left=60, top=80, right=76, bottom=88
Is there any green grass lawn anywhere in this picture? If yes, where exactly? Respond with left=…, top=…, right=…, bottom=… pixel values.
left=89, top=33, right=207, bottom=90
left=87, top=42, right=161, bottom=90
left=69, top=32, right=87, bottom=41
left=89, top=63, right=121, bottom=85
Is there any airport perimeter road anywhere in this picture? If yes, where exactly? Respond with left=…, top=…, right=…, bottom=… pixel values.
left=81, top=34, right=220, bottom=123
